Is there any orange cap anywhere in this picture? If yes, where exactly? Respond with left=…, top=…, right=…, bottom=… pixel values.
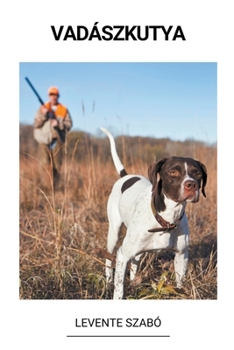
left=48, top=86, right=59, bottom=96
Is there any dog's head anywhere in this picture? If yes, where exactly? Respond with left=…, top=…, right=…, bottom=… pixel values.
left=148, top=156, right=207, bottom=204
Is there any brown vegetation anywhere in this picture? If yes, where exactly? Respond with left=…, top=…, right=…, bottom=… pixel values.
left=19, top=124, right=217, bottom=299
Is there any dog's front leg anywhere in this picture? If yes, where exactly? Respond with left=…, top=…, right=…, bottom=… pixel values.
left=106, top=258, right=113, bottom=284
left=174, top=249, right=188, bottom=288
left=130, top=253, right=142, bottom=281
left=113, top=247, right=129, bottom=299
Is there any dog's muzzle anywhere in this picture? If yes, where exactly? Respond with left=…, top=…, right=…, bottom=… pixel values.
left=183, top=179, right=199, bottom=202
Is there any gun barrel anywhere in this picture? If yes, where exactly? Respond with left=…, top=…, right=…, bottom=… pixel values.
left=25, top=77, right=44, bottom=105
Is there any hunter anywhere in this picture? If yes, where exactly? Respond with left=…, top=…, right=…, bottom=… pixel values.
left=34, top=86, right=72, bottom=186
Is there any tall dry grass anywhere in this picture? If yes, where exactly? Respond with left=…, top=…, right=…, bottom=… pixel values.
left=19, top=129, right=217, bottom=299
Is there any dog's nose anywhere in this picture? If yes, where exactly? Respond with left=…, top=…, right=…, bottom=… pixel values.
left=184, top=180, right=198, bottom=191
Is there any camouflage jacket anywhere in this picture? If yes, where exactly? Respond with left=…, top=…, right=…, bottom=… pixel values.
left=34, top=103, right=72, bottom=143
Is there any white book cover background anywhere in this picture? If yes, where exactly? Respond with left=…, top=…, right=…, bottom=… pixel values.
left=1, top=0, right=232, bottom=349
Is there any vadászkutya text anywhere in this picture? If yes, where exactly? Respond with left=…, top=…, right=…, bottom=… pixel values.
left=51, top=23, right=185, bottom=41
left=75, top=318, right=161, bottom=327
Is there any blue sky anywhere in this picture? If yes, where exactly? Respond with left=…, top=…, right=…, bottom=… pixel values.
left=20, top=62, right=217, bottom=143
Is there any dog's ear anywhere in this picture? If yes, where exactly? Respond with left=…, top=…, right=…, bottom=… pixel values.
left=197, top=161, right=207, bottom=197
left=148, top=158, right=168, bottom=192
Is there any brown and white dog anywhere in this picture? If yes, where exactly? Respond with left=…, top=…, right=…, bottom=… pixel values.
left=101, top=128, right=207, bottom=299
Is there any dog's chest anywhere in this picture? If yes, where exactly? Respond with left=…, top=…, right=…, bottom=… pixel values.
left=123, top=220, right=180, bottom=254
left=118, top=185, right=187, bottom=252
left=145, top=229, right=178, bottom=251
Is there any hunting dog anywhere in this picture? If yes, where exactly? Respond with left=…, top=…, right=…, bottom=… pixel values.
left=101, top=128, right=207, bottom=299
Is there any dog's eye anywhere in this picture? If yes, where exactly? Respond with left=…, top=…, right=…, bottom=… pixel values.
left=194, top=172, right=202, bottom=178
left=169, top=170, right=179, bottom=177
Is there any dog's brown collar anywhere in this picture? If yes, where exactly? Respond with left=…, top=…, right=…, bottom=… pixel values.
left=148, top=199, right=184, bottom=233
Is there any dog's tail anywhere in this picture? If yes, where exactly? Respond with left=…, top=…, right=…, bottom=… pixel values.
left=100, top=127, right=127, bottom=177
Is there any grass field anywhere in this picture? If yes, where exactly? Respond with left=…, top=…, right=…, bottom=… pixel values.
left=19, top=126, right=217, bottom=299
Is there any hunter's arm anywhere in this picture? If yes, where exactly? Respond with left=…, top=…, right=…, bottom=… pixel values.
left=34, top=107, right=49, bottom=128
left=57, top=110, right=72, bottom=131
